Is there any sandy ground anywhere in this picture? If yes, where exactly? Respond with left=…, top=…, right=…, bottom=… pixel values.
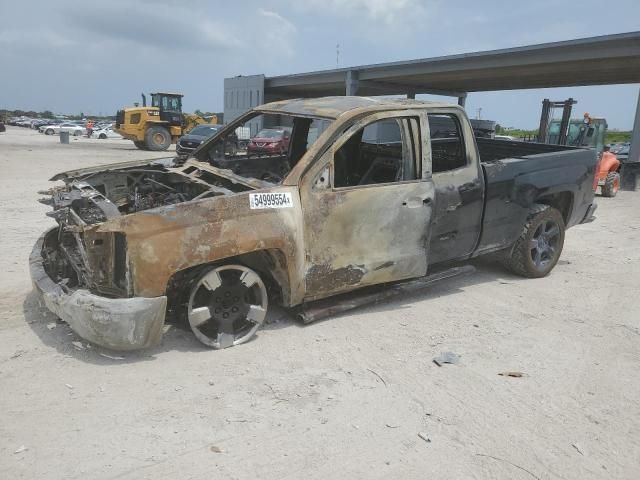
left=1, top=126, right=639, bottom=480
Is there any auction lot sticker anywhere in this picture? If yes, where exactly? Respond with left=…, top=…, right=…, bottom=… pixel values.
left=249, top=192, right=294, bottom=209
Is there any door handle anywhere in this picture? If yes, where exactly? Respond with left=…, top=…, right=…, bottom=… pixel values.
left=403, top=197, right=432, bottom=208
left=458, top=182, right=478, bottom=193
left=458, top=181, right=483, bottom=202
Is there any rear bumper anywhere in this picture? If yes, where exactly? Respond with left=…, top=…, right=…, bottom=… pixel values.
left=29, top=229, right=166, bottom=351
left=581, top=203, right=597, bottom=224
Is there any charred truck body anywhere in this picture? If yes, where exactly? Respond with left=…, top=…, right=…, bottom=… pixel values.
left=31, top=97, right=598, bottom=351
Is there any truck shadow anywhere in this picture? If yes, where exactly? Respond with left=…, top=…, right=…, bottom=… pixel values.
left=297, top=258, right=527, bottom=324
left=22, top=290, right=227, bottom=365
left=22, top=259, right=524, bottom=364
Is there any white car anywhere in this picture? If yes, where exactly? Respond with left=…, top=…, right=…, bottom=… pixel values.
left=93, top=128, right=122, bottom=139
left=41, top=123, right=86, bottom=136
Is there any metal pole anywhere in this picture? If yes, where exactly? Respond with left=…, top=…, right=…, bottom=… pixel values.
left=346, top=70, right=359, bottom=96
left=538, top=99, right=551, bottom=142
left=621, top=87, right=640, bottom=191
left=558, top=98, right=574, bottom=145
left=458, top=94, right=467, bottom=108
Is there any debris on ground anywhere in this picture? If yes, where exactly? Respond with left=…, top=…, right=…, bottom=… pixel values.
left=98, top=353, right=125, bottom=360
left=10, top=349, right=26, bottom=359
left=71, top=341, right=85, bottom=350
left=366, top=368, right=388, bottom=386
left=46, top=323, right=56, bottom=330
left=475, top=453, right=541, bottom=480
left=65, top=383, right=74, bottom=390
left=498, top=371, right=526, bottom=378
left=14, top=445, right=27, bottom=454
left=432, top=352, right=461, bottom=366
left=210, top=446, right=223, bottom=453
left=572, top=443, right=585, bottom=455
left=418, top=432, right=431, bottom=443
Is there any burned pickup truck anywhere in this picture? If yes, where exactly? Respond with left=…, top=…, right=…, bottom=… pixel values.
left=30, top=97, right=598, bottom=350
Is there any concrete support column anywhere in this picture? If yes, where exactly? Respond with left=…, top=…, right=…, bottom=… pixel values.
left=621, top=87, right=640, bottom=191
left=346, top=70, right=359, bottom=96
left=458, top=94, right=467, bottom=108
left=407, top=92, right=416, bottom=99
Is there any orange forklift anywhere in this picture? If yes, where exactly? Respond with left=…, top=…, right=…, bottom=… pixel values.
left=538, top=98, right=620, bottom=197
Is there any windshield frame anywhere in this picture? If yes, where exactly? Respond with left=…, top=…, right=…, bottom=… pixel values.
left=193, top=110, right=334, bottom=185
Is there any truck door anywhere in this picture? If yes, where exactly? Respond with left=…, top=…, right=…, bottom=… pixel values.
left=299, top=111, right=435, bottom=300
left=427, top=111, right=484, bottom=264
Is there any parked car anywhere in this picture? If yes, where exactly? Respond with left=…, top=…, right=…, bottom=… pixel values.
left=616, top=145, right=630, bottom=162
left=93, top=127, right=122, bottom=139
left=176, top=125, right=227, bottom=156
left=38, top=120, right=63, bottom=132
left=610, top=142, right=630, bottom=154
left=246, top=127, right=291, bottom=155
left=41, top=123, right=86, bottom=136
left=31, top=97, right=598, bottom=351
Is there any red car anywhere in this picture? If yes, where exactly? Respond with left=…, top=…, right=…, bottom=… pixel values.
left=247, top=128, right=291, bottom=155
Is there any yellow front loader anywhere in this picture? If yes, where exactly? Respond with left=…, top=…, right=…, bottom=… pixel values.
left=114, top=92, right=217, bottom=151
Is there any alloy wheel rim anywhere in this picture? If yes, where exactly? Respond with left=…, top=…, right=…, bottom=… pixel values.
left=187, top=265, right=267, bottom=348
left=529, top=220, right=560, bottom=270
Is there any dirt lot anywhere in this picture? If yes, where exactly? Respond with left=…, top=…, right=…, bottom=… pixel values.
left=1, top=126, right=639, bottom=479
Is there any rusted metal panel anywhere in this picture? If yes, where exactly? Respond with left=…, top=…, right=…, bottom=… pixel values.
left=298, top=265, right=475, bottom=324
left=98, top=185, right=306, bottom=303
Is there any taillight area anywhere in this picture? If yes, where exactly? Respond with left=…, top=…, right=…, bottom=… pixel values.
left=592, top=154, right=602, bottom=191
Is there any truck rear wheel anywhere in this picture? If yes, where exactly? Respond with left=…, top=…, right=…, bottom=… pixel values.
left=504, top=204, right=565, bottom=278
left=144, top=126, right=171, bottom=151
left=187, top=265, right=268, bottom=349
left=601, top=171, right=620, bottom=197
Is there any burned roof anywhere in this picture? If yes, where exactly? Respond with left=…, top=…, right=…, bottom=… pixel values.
left=255, top=96, right=454, bottom=119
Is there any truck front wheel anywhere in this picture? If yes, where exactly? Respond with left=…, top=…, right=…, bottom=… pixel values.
left=504, top=204, right=565, bottom=278
left=187, top=265, right=268, bottom=349
left=133, top=140, right=148, bottom=150
left=601, top=171, right=620, bottom=197
left=144, top=126, right=171, bottom=151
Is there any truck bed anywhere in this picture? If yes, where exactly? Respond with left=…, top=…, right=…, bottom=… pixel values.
left=474, top=138, right=597, bottom=255
left=476, top=138, right=576, bottom=162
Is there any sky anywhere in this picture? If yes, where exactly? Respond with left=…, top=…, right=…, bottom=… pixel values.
left=1, top=0, right=638, bottom=129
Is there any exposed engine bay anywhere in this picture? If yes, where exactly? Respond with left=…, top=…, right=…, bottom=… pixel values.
left=38, top=159, right=264, bottom=297
left=42, top=162, right=257, bottom=226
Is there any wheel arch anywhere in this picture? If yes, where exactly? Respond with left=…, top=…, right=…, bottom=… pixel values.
left=165, top=248, right=292, bottom=316
left=535, top=191, right=573, bottom=224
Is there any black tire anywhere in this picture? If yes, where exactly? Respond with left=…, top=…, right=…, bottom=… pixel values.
left=73, top=130, right=82, bottom=137
left=144, top=126, right=171, bottom=151
left=99, top=133, right=107, bottom=139
left=133, top=140, right=147, bottom=150
left=601, top=171, right=620, bottom=198
left=504, top=204, right=565, bottom=278
left=45, top=128, right=54, bottom=135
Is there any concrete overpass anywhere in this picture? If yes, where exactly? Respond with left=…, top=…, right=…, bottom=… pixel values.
left=224, top=31, right=640, bottom=184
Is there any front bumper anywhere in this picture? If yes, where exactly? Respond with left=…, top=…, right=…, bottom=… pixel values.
left=581, top=203, right=598, bottom=224
left=29, top=229, right=167, bottom=351
left=176, top=143, right=195, bottom=156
